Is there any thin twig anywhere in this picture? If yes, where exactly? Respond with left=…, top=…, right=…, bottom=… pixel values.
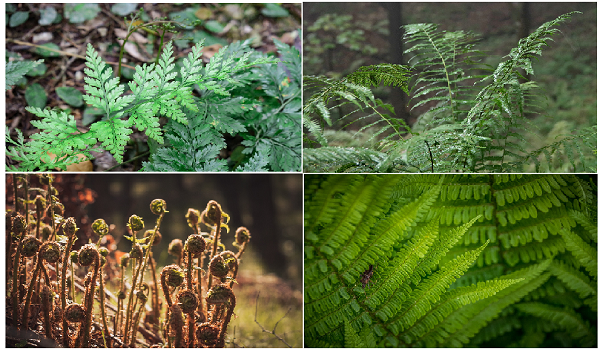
left=253, top=292, right=292, bottom=348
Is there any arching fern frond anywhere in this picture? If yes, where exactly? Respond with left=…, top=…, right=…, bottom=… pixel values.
left=514, top=302, right=596, bottom=347
left=560, top=228, right=598, bottom=279
left=550, top=260, right=597, bottom=311
left=345, top=63, right=411, bottom=90
left=303, top=63, right=412, bottom=147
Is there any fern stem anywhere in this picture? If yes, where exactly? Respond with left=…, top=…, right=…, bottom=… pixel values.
left=424, top=29, right=456, bottom=118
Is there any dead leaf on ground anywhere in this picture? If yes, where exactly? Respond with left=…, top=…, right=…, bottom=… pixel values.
left=201, top=44, right=223, bottom=60
left=195, top=7, right=213, bottom=20
left=116, top=40, right=149, bottom=62
left=46, top=152, right=94, bottom=171
left=114, top=28, right=149, bottom=44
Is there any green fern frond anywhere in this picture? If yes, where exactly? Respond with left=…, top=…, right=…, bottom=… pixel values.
left=514, top=302, right=596, bottom=347
left=303, top=64, right=411, bottom=147
left=22, top=107, right=98, bottom=167
left=6, top=59, right=43, bottom=90
left=389, top=240, right=492, bottom=334
left=306, top=175, right=597, bottom=347
left=345, top=63, right=411, bottom=92
left=88, top=119, right=132, bottom=162
left=434, top=261, right=552, bottom=348
left=303, top=12, right=594, bottom=174
left=559, top=228, right=598, bottom=279
left=343, top=320, right=377, bottom=348
left=550, top=260, right=596, bottom=311
left=303, top=146, right=387, bottom=173
left=83, top=44, right=135, bottom=119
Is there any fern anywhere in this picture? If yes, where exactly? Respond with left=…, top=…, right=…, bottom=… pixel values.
left=303, top=12, right=596, bottom=173
left=305, top=175, right=597, bottom=347
left=303, top=63, right=411, bottom=147
left=6, top=38, right=299, bottom=171
left=6, top=59, right=43, bottom=90
left=142, top=39, right=301, bottom=172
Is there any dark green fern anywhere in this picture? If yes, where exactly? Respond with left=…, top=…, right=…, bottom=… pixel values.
left=303, top=12, right=596, bottom=173
left=141, top=39, right=301, bottom=172
left=304, top=174, right=597, bottom=347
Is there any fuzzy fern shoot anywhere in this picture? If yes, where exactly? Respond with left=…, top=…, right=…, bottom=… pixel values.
left=6, top=38, right=302, bottom=171
left=304, top=174, right=597, bottom=347
left=303, top=12, right=596, bottom=173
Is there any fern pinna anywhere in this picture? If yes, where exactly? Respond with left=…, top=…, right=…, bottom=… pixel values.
left=6, top=39, right=301, bottom=172
left=303, top=12, right=596, bottom=173
left=304, top=174, right=597, bottom=347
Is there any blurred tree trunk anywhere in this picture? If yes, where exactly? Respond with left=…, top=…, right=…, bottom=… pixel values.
left=517, top=3, right=531, bottom=82
left=381, top=3, right=412, bottom=125
left=217, top=175, right=286, bottom=278
left=518, top=3, right=532, bottom=40
left=246, top=175, right=286, bottom=277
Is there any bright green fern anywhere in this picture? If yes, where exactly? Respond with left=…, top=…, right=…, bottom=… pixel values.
left=305, top=174, right=597, bottom=347
left=141, top=39, right=301, bottom=172
left=6, top=38, right=302, bottom=171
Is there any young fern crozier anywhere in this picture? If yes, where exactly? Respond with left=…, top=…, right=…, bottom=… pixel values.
left=6, top=175, right=255, bottom=347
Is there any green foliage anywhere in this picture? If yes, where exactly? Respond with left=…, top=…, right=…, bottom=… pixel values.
left=304, top=13, right=383, bottom=75
left=142, top=39, right=301, bottom=172
left=63, top=3, right=101, bottom=24
left=304, top=174, right=597, bottom=347
left=24, top=83, right=47, bottom=109
left=6, top=59, right=43, bottom=90
left=56, top=87, right=84, bottom=107
left=7, top=38, right=301, bottom=171
left=9, top=11, right=29, bottom=27
left=303, top=12, right=596, bottom=173
left=304, top=63, right=410, bottom=148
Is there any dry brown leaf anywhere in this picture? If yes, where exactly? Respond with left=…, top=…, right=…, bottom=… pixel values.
left=195, top=7, right=213, bottom=20
left=278, top=31, right=297, bottom=45
left=201, top=44, right=223, bottom=60
left=114, top=29, right=148, bottom=44
left=46, top=152, right=93, bottom=171
left=116, top=40, right=148, bottom=62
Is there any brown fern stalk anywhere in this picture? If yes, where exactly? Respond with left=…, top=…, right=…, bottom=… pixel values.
left=76, top=244, right=100, bottom=348
left=204, top=201, right=223, bottom=293
left=11, top=214, right=27, bottom=327
left=98, top=265, right=111, bottom=347
left=22, top=241, right=59, bottom=330
left=129, top=287, right=148, bottom=347
left=41, top=286, right=53, bottom=341
left=161, top=264, right=184, bottom=330
left=34, top=195, right=45, bottom=240
left=125, top=200, right=167, bottom=343
left=178, top=289, right=199, bottom=348
left=60, top=218, right=78, bottom=347
left=169, top=304, right=185, bottom=348
left=206, top=284, right=236, bottom=348
left=148, top=255, right=161, bottom=328
left=122, top=214, right=144, bottom=345
left=185, top=233, right=207, bottom=326
left=115, top=253, right=129, bottom=337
